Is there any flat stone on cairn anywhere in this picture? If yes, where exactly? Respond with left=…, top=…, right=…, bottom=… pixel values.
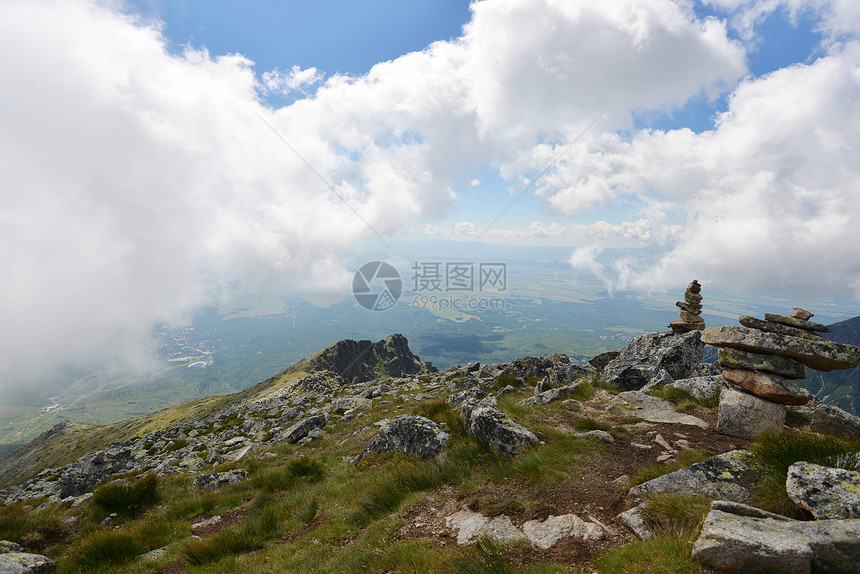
left=701, top=308, right=860, bottom=438
left=669, top=280, right=706, bottom=334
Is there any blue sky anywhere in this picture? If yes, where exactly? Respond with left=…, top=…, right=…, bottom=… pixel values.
left=1, top=0, right=859, bottom=381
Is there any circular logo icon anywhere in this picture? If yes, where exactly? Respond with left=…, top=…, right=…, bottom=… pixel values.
left=352, top=261, right=402, bottom=311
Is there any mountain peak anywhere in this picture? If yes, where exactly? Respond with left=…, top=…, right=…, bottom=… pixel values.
left=307, top=333, right=436, bottom=383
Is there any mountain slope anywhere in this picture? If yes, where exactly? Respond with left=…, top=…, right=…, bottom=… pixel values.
left=0, top=334, right=430, bottom=490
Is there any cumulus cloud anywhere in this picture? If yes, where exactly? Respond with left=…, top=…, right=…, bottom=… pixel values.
left=261, top=65, right=324, bottom=95
left=0, top=0, right=751, bottom=387
left=548, top=40, right=860, bottom=299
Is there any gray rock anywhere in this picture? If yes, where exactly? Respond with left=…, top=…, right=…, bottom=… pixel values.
left=447, top=387, right=487, bottom=405
left=717, top=348, right=806, bottom=379
left=692, top=500, right=860, bottom=573
left=611, top=391, right=708, bottom=428
left=518, top=383, right=586, bottom=406
left=765, top=312, right=831, bottom=334
left=139, top=546, right=169, bottom=562
left=469, top=406, right=539, bottom=457
left=356, top=416, right=449, bottom=462
left=787, top=462, right=860, bottom=519
left=330, top=396, right=372, bottom=414
left=811, top=403, right=860, bottom=437
left=578, top=430, right=615, bottom=443
left=629, top=450, right=758, bottom=504
left=0, top=541, right=56, bottom=573
left=602, top=331, right=704, bottom=391
left=702, top=325, right=860, bottom=372
left=452, top=395, right=498, bottom=428
left=192, top=469, right=247, bottom=490
left=283, top=415, right=328, bottom=444
left=445, top=509, right=527, bottom=545
left=717, top=387, right=785, bottom=439
left=665, top=375, right=728, bottom=402
left=739, top=315, right=827, bottom=341
left=618, top=503, right=653, bottom=539
left=521, top=514, right=603, bottom=548
left=721, top=369, right=811, bottom=406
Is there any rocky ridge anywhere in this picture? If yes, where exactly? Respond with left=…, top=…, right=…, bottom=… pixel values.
left=2, top=307, right=860, bottom=572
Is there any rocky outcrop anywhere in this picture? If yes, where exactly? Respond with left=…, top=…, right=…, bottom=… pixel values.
left=628, top=450, right=758, bottom=504
left=356, top=416, right=449, bottom=462
left=692, top=500, right=860, bottom=573
left=786, top=462, right=860, bottom=519
left=283, top=415, right=328, bottom=444
left=717, top=387, right=785, bottom=439
left=309, top=334, right=435, bottom=383
left=665, top=375, right=728, bottom=402
left=518, top=382, right=587, bottom=406
left=469, top=406, right=539, bottom=457
left=601, top=330, right=704, bottom=391
left=192, top=469, right=247, bottom=490
left=0, top=541, right=56, bottom=574
left=498, top=355, right=589, bottom=387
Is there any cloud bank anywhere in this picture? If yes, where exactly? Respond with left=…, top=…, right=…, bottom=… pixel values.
left=1, top=0, right=855, bottom=387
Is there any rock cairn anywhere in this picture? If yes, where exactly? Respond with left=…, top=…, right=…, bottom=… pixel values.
left=669, top=280, right=705, bottom=334
left=702, top=308, right=860, bottom=438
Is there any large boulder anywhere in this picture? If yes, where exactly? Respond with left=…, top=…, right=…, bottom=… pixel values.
left=692, top=500, right=860, bottom=573
left=810, top=403, right=860, bottom=438
left=282, top=414, right=328, bottom=444
left=518, top=382, right=587, bottom=406
left=469, top=406, right=539, bottom=457
left=717, top=387, right=785, bottom=439
left=628, top=450, right=758, bottom=504
left=0, top=541, right=56, bottom=574
left=702, top=325, right=860, bottom=372
left=356, top=416, right=449, bottom=462
left=665, top=375, right=728, bottom=402
left=602, top=331, right=704, bottom=391
left=787, top=462, right=860, bottom=519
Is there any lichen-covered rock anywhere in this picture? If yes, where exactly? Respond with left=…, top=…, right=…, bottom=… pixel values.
left=330, top=396, right=372, bottom=414
left=692, top=500, right=860, bottom=573
left=787, top=462, right=860, bottom=519
left=739, top=315, right=826, bottom=341
left=602, top=331, right=704, bottom=391
left=810, top=403, right=860, bottom=438
left=628, top=450, right=758, bottom=504
left=721, top=369, right=811, bottom=406
left=717, top=387, right=785, bottom=439
left=283, top=415, right=328, bottom=444
left=717, top=348, right=806, bottom=379
left=356, top=416, right=449, bottom=461
left=0, top=540, right=56, bottom=573
left=518, top=382, right=586, bottom=406
left=469, top=406, right=538, bottom=457
left=192, top=469, right=247, bottom=490
left=765, top=313, right=831, bottom=334
left=702, top=325, right=860, bottom=372
left=665, top=375, right=728, bottom=402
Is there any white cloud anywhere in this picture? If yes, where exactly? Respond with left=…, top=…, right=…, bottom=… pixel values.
left=0, top=0, right=750, bottom=387
left=704, top=0, right=860, bottom=43
left=549, top=41, right=860, bottom=299
left=261, top=65, right=324, bottom=95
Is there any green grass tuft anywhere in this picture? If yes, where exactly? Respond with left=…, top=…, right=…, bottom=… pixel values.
left=448, top=538, right=514, bottom=574
left=596, top=535, right=702, bottom=574
left=751, top=429, right=860, bottom=517
left=640, top=493, right=711, bottom=538
left=181, top=505, right=281, bottom=565
left=91, top=473, right=159, bottom=518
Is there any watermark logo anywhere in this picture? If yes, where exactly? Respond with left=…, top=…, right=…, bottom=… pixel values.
left=411, top=261, right=506, bottom=292
left=352, top=261, right=402, bottom=311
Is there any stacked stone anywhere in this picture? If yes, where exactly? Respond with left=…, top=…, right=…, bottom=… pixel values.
left=669, top=280, right=705, bottom=333
left=702, top=308, right=860, bottom=438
